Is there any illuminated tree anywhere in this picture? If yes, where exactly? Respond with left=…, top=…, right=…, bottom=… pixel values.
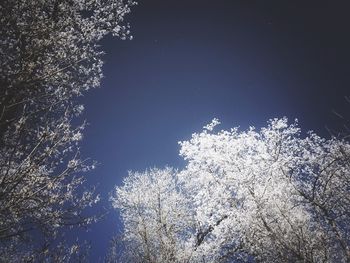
left=112, top=168, right=195, bottom=262
left=0, top=0, right=135, bottom=260
left=114, top=118, right=350, bottom=262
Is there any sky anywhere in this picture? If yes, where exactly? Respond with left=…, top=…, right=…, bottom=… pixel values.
left=79, top=1, right=350, bottom=260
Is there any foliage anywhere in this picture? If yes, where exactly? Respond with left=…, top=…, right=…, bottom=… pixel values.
left=113, top=168, right=195, bottom=262
left=113, top=118, right=350, bottom=262
left=0, top=0, right=135, bottom=260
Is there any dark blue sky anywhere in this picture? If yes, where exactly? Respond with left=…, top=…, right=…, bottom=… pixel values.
left=80, top=1, right=349, bottom=260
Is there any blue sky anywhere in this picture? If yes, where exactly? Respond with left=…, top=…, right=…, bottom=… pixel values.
left=78, top=1, right=350, bottom=260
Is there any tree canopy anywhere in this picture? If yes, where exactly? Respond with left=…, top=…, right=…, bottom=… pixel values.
left=113, top=118, right=350, bottom=262
left=0, top=0, right=135, bottom=261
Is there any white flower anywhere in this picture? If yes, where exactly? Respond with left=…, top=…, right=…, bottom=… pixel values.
left=203, top=118, right=221, bottom=131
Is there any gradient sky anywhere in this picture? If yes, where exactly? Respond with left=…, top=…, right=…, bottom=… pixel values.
left=78, top=1, right=350, bottom=260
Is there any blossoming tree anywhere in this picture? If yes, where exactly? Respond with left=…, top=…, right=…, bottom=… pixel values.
left=0, top=0, right=135, bottom=260
left=114, top=118, right=350, bottom=262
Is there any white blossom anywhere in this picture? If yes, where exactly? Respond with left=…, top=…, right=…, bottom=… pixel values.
left=114, top=118, right=350, bottom=262
left=0, top=0, right=136, bottom=261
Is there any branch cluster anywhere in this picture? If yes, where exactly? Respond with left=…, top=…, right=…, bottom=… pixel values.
left=113, top=118, right=350, bottom=263
left=0, top=0, right=135, bottom=260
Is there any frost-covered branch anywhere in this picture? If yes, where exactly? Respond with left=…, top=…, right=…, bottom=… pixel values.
left=0, top=0, right=135, bottom=260
left=114, top=118, right=350, bottom=262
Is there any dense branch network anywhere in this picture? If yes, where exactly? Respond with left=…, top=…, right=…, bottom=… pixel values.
left=113, top=118, right=350, bottom=263
left=0, top=0, right=135, bottom=261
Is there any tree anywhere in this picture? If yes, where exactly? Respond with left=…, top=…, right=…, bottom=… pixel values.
left=112, top=168, right=196, bottom=262
left=0, top=0, right=135, bottom=260
left=114, top=118, right=350, bottom=262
